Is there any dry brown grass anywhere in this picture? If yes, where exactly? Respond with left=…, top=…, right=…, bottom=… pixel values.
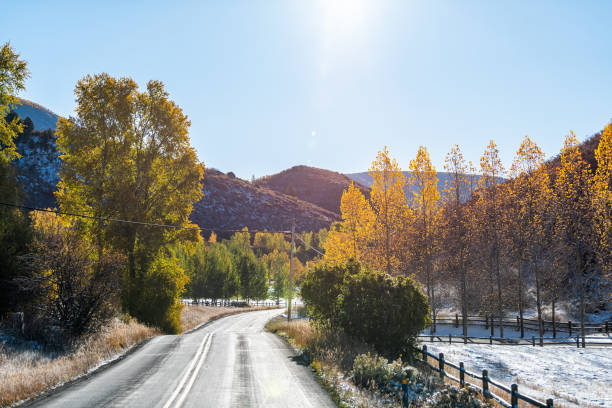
left=181, top=304, right=279, bottom=332
left=265, top=318, right=317, bottom=349
left=0, top=305, right=278, bottom=407
left=0, top=318, right=157, bottom=407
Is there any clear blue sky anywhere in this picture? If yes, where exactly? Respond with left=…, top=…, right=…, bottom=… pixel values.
left=3, top=0, right=612, bottom=179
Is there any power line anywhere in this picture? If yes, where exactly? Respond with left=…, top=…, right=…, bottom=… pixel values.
left=0, top=202, right=292, bottom=234
left=296, top=236, right=325, bottom=256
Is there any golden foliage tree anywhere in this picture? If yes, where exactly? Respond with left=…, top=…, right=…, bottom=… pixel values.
left=592, top=124, right=612, bottom=271
left=369, top=146, right=409, bottom=275
left=509, top=136, right=552, bottom=342
left=554, top=131, right=596, bottom=346
left=340, top=181, right=375, bottom=260
left=476, top=140, right=506, bottom=336
left=442, top=145, right=471, bottom=336
left=408, top=146, right=440, bottom=319
left=55, top=74, right=203, bottom=328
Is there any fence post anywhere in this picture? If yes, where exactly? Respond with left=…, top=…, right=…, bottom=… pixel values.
left=438, top=353, right=445, bottom=378
left=606, top=321, right=609, bottom=334
left=516, top=316, right=520, bottom=331
left=482, top=369, right=489, bottom=397
left=568, top=320, right=572, bottom=336
left=532, top=336, right=535, bottom=347
left=455, top=313, right=459, bottom=328
left=449, top=334, right=452, bottom=344
left=490, top=318, right=494, bottom=337
left=520, top=315, right=524, bottom=338
left=576, top=336, right=579, bottom=348
left=546, top=398, right=554, bottom=407
left=489, top=335, right=493, bottom=345
left=422, top=345, right=427, bottom=363
left=485, top=314, right=489, bottom=330
left=459, top=362, right=465, bottom=386
left=511, top=383, right=518, bottom=408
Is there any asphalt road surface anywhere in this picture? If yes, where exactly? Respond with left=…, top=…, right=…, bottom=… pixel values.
left=27, top=309, right=335, bottom=408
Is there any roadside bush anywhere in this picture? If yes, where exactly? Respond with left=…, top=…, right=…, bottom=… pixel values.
left=19, top=212, right=122, bottom=339
left=130, top=251, right=188, bottom=334
left=338, top=269, right=430, bottom=358
left=352, top=352, right=404, bottom=388
left=299, top=259, right=359, bottom=325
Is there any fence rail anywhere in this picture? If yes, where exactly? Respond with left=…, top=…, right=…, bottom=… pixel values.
left=429, top=314, right=610, bottom=337
left=418, top=344, right=554, bottom=408
left=181, top=299, right=287, bottom=308
left=418, top=334, right=612, bottom=347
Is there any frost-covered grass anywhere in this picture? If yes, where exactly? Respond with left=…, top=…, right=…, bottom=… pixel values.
left=267, top=317, right=495, bottom=408
left=0, top=318, right=157, bottom=407
left=426, top=338, right=612, bottom=407
left=0, top=304, right=277, bottom=407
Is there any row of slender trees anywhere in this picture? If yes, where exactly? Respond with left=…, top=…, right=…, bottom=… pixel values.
left=174, top=228, right=313, bottom=304
left=324, top=130, right=612, bottom=345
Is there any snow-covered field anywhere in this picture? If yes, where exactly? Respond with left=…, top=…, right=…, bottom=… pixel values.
left=425, top=335, right=612, bottom=407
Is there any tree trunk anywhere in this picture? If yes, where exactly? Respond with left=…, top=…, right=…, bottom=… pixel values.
left=518, top=263, right=524, bottom=338
left=461, top=267, right=468, bottom=338
left=552, top=298, right=556, bottom=339
left=535, top=262, right=543, bottom=346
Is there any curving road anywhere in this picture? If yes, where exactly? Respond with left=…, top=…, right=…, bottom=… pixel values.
left=26, top=309, right=335, bottom=408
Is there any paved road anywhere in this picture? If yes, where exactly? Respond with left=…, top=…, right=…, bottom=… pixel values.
left=27, top=310, right=335, bottom=408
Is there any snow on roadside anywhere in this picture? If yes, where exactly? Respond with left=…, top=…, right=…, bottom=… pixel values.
left=425, top=338, right=612, bottom=407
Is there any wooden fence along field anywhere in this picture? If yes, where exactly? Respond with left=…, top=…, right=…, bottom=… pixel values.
left=425, top=314, right=611, bottom=347
left=418, top=344, right=554, bottom=408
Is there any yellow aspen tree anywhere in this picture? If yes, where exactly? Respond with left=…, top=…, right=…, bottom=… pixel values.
left=339, top=181, right=375, bottom=261
left=369, top=146, right=409, bottom=275
left=554, top=131, right=595, bottom=347
left=408, top=146, right=440, bottom=322
left=322, top=223, right=353, bottom=266
left=208, top=231, right=217, bottom=244
left=442, top=145, right=471, bottom=337
left=510, top=136, right=552, bottom=343
left=592, top=124, right=612, bottom=274
left=478, top=140, right=506, bottom=337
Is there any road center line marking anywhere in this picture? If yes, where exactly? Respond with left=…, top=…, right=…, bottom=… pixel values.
left=174, top=332, right=214, bottom=408
left=162, top=332, right=211, bottom=408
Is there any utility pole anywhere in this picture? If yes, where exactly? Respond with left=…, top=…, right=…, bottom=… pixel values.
left=287, top=219, right=295, bottom=321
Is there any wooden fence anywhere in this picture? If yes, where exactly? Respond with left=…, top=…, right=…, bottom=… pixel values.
left=418, top=334, right=612, bottom=347
left=418, top=344, right=554, bottom=408
left=181, top=299, right=287, bottom=307
left=430, top=314, right=610, bottom=337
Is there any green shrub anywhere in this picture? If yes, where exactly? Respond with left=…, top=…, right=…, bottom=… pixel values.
left=338, top=269, right=430, bottom=358
left=130, top=251, right=188, bottom=334
left=299, top=259, right=359, bottom=325
left=351, top=352, right=404, bottom=388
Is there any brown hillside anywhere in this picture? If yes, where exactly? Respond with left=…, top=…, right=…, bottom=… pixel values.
left=190, top=169, right=338, bottom=237
left=254, top=165, right=370, bottom=215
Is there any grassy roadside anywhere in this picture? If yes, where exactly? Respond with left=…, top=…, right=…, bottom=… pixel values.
left=0, top=304, right=278, bottom=407
left=266, top=317, right=496, bottom=408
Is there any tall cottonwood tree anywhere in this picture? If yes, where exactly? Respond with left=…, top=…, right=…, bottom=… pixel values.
left=56, top=74, right=203, bottom=325
left=408, top=146, right=440, bottom=322
left=554, top=131, right=596, bottom=347
left=592, top=124, right=612, bottom=274
left=369, top=146, right=409, bottom=275
left=509, top=136, right=552, bottom=343
left=477, top=140, right=506, bottom=337
left=442, top=145, right=471, bottom=337
left=0, top=42, right=31, bottom=315
left=340, top=181, right=375, bottom=261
